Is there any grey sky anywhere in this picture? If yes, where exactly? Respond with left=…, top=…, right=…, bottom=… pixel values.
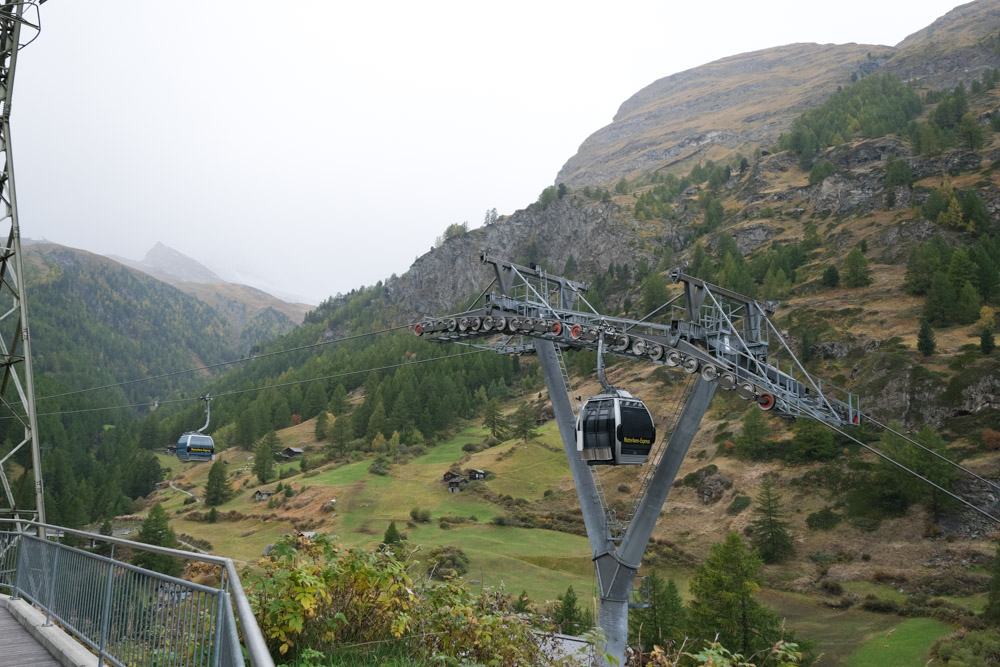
left=12, top=1, right=967, bottom=305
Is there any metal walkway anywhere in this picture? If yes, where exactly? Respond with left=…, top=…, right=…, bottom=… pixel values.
left=0, top=605, right=62, bottom=667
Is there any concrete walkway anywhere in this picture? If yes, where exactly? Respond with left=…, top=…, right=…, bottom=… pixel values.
left=0, top=596, right=95, bottom=667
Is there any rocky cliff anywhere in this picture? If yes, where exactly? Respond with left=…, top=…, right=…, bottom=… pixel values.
left=389, top=196, right=658, bottom=316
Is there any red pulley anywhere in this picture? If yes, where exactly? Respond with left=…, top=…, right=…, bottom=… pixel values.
left=570, top=324, right=583, bottom=339
left=414, top=323, right=423, bottom=336
left=550, top=321, right=562, bottom=335
left=757, top=393, right=775, bottom=411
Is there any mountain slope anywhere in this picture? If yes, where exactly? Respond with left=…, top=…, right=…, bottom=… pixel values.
left=557, top=42, right=884, bottom=187
left=557, top=0, right=1000, bottom=188
left=112, top=242, right=309, bottom=350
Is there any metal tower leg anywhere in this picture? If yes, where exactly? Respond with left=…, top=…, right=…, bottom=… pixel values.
left=538, top=336, right=716, bottom=665
left=0, top=1, right=44, bottom=524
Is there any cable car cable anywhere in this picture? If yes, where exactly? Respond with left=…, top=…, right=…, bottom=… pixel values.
left=12, top=348, right=488, bottom=420
left=34, top=323, right=412, bottom=402
left=820, top=419, right=1000, bottom=524
left=861, top=412, right=1000, bottom=495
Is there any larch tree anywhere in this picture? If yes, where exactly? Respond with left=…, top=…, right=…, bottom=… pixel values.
left=204, top=458, right=231, bottom=507
left=735, top=406, right=773, bottom=461
left=843, top=247, right=873, bottom=287
left=132, top=503, right=182, bottom=577
left=917, top=319, right=937, bottom=357
left=511, top=402, right=539, bottom=442
left=628, top=573, right=687, bottom=652
left=482, top=399, right=508, bottom=440
left=253, top=432, right=279, bottom=483
left=687, top=531, right=786, bottom=658
left=748, top=476, right=795, bottom=564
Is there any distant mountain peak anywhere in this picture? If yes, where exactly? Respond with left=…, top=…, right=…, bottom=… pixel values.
left=139, top=242, right=222, bottom=283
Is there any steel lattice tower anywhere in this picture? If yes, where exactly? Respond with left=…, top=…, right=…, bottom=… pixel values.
left=0, top=1, right=44, bottom=523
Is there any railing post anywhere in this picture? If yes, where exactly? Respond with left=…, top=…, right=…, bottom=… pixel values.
left=213, top=590, right=228, bottom=667
left=44, top=544, right=60, bottom=626
left=10, top=529, right=22, bottom=600
left=97, top=558, right=114, bottom=666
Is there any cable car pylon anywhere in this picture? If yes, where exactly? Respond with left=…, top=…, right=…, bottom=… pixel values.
left=416, top=253, right=860, bottom=665
left=0, top=2, right=44, bottom=525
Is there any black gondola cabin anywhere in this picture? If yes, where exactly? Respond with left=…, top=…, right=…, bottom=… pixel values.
left=576, top=391, right=656, bottom=465
left=176, top=433, right=215, bottom=462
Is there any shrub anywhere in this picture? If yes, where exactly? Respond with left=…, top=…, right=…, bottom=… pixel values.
left=368, top=455, right=390, bottom=476
left=983, top=428, right=1000, bottom=451
left=809, top=160, right=836, bottom=184
left=860, top=595, right=900, bottom=614
left=725, top=495, right=752, bottom=516
left=806, top=507, right=842, bottom=530
left=850, top=516, right=881, bottom=532
left=819, top=579, right=843, bottom=595
left=426, top=545, right=469, bottom=580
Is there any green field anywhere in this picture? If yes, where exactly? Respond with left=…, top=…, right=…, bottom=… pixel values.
left=157, top=425, right=966, bottom=661
left=842, top=617, right=953, bottom=666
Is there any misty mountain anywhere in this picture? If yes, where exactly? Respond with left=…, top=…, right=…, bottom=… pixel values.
left=110, top=242, right=309, bottom=349
left=110, top=241, right=224, bottom=284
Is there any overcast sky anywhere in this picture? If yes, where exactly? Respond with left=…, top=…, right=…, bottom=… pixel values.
left=11, top=0, right=969, bottom=305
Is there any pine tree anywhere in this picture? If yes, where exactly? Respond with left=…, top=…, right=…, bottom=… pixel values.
left=511, top=402, right=539, bottom=442
left=748, top=476, right=795, bottom=564
left=252, top=432, right=278, bottom=483
left=482, top=399, right=508, bottom=440
left=132, top=503, right=182, bottom=577
left=329, top=384, right=348, bottom=415
left=821, top=265, right=840, bottom=288
left=924, top=272, right=956, bottom=326
left=642, top=272, right=670, bottom=315
left=687, top=532, right=785, bottom=657
left=956, top=281, right=984, bottom=325
left=789, top=418, right=836, bottom=462
left=918, top=319, right=937, bottom=357
left=382, top=521, right=402, bottom=547
left=873, top=423, right=957, bottom=520
left=947, top=249, right=978, bottom=294
left=843, top=247, right=873, bottom=287
left=904, top=244, right=943, bottom=296
left=327, top=416, right=352, bottom=457
left=629, top=574, right=687, bottom=652
left=204, top=458, right=231, bottom=507
left=957, top=113, right=988, bottom=150
left=552, top=585, right=584, bottom=635
left=734, top=408, right=773, bottom=460
left=302, top=382, right=327, bottom=420
left=983, top=327, right=996, bottom=355
left=314, top=411, right=328, bottom=441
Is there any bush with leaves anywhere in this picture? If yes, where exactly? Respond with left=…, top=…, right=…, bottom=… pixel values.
left=416, top=583, right=550, bottom=666
left=426, top=545, right=469, bottom=581
left=806, top=507, right=842, bottom=530
left=246, top=534, right=416, bottom=657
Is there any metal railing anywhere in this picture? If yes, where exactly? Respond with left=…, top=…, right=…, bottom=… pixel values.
left=0, top=519, right=273, bottom=667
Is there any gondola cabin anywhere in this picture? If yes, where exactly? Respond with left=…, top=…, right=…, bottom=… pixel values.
left=176, top=433, right=215, bottom=462
left=576, top=391, right=656, bottom=465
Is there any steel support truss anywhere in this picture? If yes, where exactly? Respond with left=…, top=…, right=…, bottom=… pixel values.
left=0, top=1, right=44, bottom=523
left=416, top=253, right=860, bottom=665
